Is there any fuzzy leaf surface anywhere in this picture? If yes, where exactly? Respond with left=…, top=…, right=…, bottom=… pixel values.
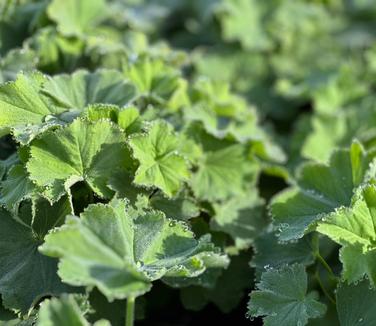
left=42, top=70, right=136, bottom=110
left=128, top=121, right=190, bottom=197
left=27, top=119, right=129, bottom=201
left=40, top=200, right=227, bottom=300
left=248, top=264, right=326, bottom=326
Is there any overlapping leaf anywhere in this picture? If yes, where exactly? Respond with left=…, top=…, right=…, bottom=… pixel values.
left=126, top=57, right=180, bottom=103
left=251, top=232, right=315, bottom=275
left=317, top=184, right=376, bottom=285
left=0, top=197, right=72, bottom=313
left=42, top=70, right=136, bottom=110
left=248, top=264, right=326, bottom=326
left=0, top=72, right=64, bottom=142
left=211, top=192, right=266, bottom=249
left=27, top=119, right=129, bottom=201
left=180, top=252, right=253, bottom=313
left=271, top=142, right=376, bottom=240
left=0, top=164, right=35, bottom=211
left=128, top=121, right=190, bottom=197
left=0, top=48, right=36, bottom=83
left=336, top=280, right=376, bottom=326
left=40, top=199, right=228, bottom=300
left=38, top=295, right=109, bottom=326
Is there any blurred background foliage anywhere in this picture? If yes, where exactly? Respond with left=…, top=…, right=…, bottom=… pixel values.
left=1, top=0, right=375, bottom=169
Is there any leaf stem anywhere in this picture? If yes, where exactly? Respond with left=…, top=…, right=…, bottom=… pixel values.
left=315, top=252, right=337, bottom=280
left=126, top=296, right=135, bottom=326
left=315, top=271, right=336, bottom=305
left=312, top=234, right=338, bottom=282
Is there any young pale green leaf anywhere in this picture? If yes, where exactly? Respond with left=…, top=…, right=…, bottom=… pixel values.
left=40, top=199, right=227, bottom=300
left=317, top=184, right=376, bottom=285
left=86, top=104, right=141, bottom=134
left=47, top=0, right=108, bottom=36
left=336, top=280, right=376, bottom=326
left=27, top=119, right=129, bottom=202
left=42, top=70, right=136, bottom=110
left=211, top=192, right=266, bottom=249
left=248, top=264, right=326, bottom=326
left=271, top=142, right=375, bottom=241
left=0, top=198, right=72, bottom=313
left=128, top=121, right=190, bottom=197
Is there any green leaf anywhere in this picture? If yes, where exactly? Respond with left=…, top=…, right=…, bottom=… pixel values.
left=248, top=264, right=326, bottom=326
left=211, top=192, right=266, bottom=249
left=219, top=0, right=273, bottom=51
left=0, top=198, right=71, bottom=313
left=37, top=295, right=89, bottom=326
left=0, top=164, right=35, bottom=211
left=317, top=184, right=376, bottom=285
left=181, top=251, right=253, bottom=313
left=128, top=121, right=190, bottom=197
left=127, top=57, right=180, bottom=102
left=0, top=71, right=64, bottom=142
left=31, top=196, right=73, bottom=237
left=191, top=143, right=254, bottom=201
left=86, top=104, right=141, bottom=134
left=0, top=48, right=36, bottom=83
left=251, top=233, right=315, bottom=275
left=37, top=294, right=110, bottom=326
left=47, top=0, right=108, bottom=36
left=42, top=70, right=136, bottom=111
left=0, top=297, right=18, bottom=323
left=27, top=27, right=85, bottom=73
left=108, top=170, right=147, bottom=204
left=27, top=119, right=129, bottom=202
left=40, top=199, right=227, bottom=300
left=150, top=191, right=200, bottom=221
left=271, top=142, right=375, bottom=241
left=301, top=98, right=376, bottom=162
left=336, top=279, right=376, bottom=326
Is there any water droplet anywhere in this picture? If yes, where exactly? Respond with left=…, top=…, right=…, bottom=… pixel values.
left=169, top=220, right=176, bottom=227
left=358, top=318, right=364, bottom=323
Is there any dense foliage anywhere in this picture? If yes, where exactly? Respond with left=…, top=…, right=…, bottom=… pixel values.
left=0, top=0, right=376, bottom=325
